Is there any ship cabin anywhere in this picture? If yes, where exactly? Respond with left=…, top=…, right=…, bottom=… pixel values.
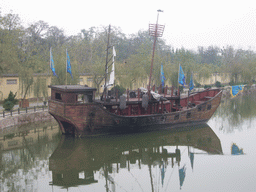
left=48, top=85, right=97, bottom=104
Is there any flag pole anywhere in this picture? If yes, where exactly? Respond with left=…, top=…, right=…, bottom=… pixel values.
left=113, top=46, right=115, bottom=89
left=50, top=47, right=52, bottom=76
left=66, top=49, right=67, bottom=85
left=187, top=72, right=194, bottom=108
left=187, top=87, right=190, bottom=109
left=178, top=64, right=180, bottom=96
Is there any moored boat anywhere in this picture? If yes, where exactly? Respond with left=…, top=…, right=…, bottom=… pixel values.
left=48, top=85, right=222, bottom=136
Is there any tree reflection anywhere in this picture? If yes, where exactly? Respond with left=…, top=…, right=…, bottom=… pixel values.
left=0, top=121, right=61, bottom=191
left=213, top=91, right=256, bottom=132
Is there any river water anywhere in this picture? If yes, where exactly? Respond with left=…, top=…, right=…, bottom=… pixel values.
left=1, top=93, right=256, bottom=192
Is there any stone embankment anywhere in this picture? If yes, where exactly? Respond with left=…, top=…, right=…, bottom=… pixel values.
left=0, top=111, right=54, bottom=130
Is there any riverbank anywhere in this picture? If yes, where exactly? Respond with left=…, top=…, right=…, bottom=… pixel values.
left=0, top=111, right=54, bottom=132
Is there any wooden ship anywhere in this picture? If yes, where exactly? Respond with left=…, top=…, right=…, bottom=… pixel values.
left=48, top=11, right=222, bottom=137
left=48, top=85, right=222, bottom=136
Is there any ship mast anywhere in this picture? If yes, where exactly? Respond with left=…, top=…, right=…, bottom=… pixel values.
left=148, top=10, right=165, bottom=98
left=103, top=25, right=111, bottom=102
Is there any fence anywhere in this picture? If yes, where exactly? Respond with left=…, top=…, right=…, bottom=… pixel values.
left=0, top=105, right=48, bottom=118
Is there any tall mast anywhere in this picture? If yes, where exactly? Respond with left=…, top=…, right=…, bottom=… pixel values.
left=178, top=63, right=180, bottom=90
left=103, top=25, right=111, bottom=102
left=148, top=10, right=165, bottom=98
left=49, top=47, right=52, bottom=76
left=66, top=49, right=67, bottom=85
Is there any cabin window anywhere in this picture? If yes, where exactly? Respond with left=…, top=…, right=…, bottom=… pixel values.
left=207, top=104, right=212, bottom=110
left=77, top=94, right=84, bottom=102
left=174, top=114, right=179, bottom=120
left=55, top=93, right=62, bottom=100
left=187, top=112, right=191, bottom=118
left=79, top=94, right=93, bottom=103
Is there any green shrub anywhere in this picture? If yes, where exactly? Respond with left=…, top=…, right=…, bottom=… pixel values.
left=204, top=85, right=212, bottom=89
left=3, top=91, right=18, bottom=111
left=195, top=82, right=201, bottom=88
left=194, top=80, right=201, bottom=88
left=111, top=85, right=126, bottom=98
left=3, top=101, right=14, bottom=111
left=215, top=81, right=222, bottom=87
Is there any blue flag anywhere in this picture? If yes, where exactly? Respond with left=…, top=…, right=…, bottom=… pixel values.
left=160, top=64, right=166, bottom=87
left=230, top=85, right=244, bottom=97
left=231, top=143, right=244, bottom=155
left=179, top=165, right=186, bottom=189
left=66, top=50, right=73, bottom=79
left=189, top=152, right=194, bottom=169
left=189, top=73, right=194, bottom=91
left=178, top=64, right=186, bottom=87
left=50, top=48, right=58, bottom=77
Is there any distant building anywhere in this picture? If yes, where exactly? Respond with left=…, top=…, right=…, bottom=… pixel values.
left=0, top=72, right=231, bottom=101
left=0, top=73, right=97, bottom=101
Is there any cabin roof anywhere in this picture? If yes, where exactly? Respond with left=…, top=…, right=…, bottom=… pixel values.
left=48, top=85, right=97, bottom=93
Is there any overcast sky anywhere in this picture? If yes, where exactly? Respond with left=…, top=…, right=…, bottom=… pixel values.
left=1, top=0, right=256, bottom=51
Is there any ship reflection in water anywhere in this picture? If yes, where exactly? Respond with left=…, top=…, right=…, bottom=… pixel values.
left=49, top=124, right=223, bottom=191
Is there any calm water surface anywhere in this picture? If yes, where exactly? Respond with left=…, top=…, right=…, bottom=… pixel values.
left=1, top=93, right=256, bottom=192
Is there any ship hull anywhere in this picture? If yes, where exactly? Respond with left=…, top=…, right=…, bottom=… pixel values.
left=49, top=89, right=222, bottom=137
